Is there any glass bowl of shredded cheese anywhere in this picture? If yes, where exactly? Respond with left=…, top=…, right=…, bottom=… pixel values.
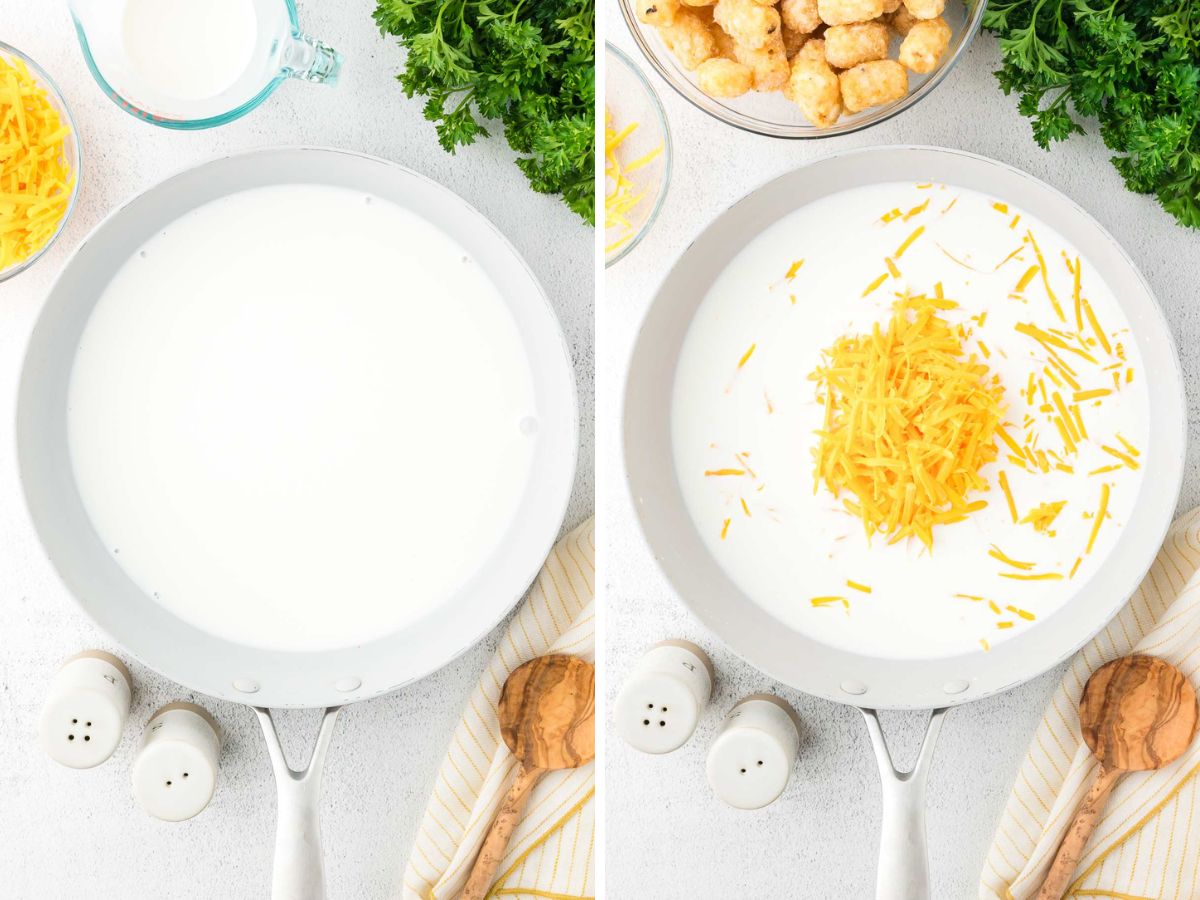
left=0, top=42, right=81, bottom=283
left=606, top=43, right=672, bottom=267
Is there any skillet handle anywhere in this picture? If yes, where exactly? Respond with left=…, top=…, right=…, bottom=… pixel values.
left=861, top=707, right=947, bottom=900
left=255, top=706, right=343, bottom=900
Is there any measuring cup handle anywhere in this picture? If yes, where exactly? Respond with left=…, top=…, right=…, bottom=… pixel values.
left=283, top=32, right=342, bottom=85
left=862, top=707, right=948, bottom=900
left=255, top=706, right=343, bottom=900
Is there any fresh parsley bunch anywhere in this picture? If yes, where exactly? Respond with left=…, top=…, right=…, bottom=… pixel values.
left=984, top=0, right=1200, bottom=228
left=374, top=0, right=595, bottom=223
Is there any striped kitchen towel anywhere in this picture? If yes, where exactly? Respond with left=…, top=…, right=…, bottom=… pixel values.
left=403, top=518, right=595, bottom=900
left=981, top=507, right=1200, bottom=900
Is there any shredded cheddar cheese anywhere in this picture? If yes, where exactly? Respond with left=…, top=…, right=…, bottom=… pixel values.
left=1100, top=444, right=1139, bottom=470
left=1025, top=229, right=1065, bottom=322
left=1020, top=500, right=1066, bottom=533
left=1014, top=265, right=1039, bottom=294
left=604, top=108, right=661, bottom=255
left=998, top=470, right=1018, bottom=522
left=1085, top=482, right=1110, bottom=554
left=0, top=53, right=75, bottom=272
left=862, top=272, right=889, bottom=298
left=894, top=225, right=925, bottom=259
left=809, top=293, right=1004, bottom=551
left=988, top=545, right=1035, bottom=570
left=811, top=596, right=849, bottom=610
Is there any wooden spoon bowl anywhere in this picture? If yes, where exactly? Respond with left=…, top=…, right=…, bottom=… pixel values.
left=1037, top=655, right=1199, bottom=900
left=461, top=655, right=595, bottom=900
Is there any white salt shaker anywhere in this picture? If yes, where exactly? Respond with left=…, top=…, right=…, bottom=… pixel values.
left=38, top=650, right=132, bottom=769
left=615, top=640, right=714, bottom=753
left=132, top=702, right=222, bottom=821
left=706, top=694, right=801, bottom=809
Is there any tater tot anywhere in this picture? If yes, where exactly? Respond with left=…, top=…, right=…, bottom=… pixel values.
left=781, top=0, right=821, bottom=34
left=898, top=17, right=950, bottom=73
left=696, top=58, right=756, bottom=96
left=886, top=4, right=918, bottom=35
left=839, top=59, right=907, bottom=111
left=823, top=22, right=888, bottom=68
left=658, top=9, right=718, bottom=69
left=714, top=0, right=783, bottom=50
left=637, top=0, right=680, bottom=27
left=787, top=39, right=842, bottom=126
left=816, top=0, right=884, bottom=26
left=734, top=33, right=791, bottom=90
left=782, top=24, right=809, bottom=58
left=902, top=0, right=944, bottom=19
left=681, top=0, right=717, bottom=6
left=710, top=22, right=739, bottom=58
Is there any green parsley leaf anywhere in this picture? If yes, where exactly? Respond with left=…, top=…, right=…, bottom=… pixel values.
left=374, top=0, right=596, bottom=223
left=986, top=0, right=1200, bottom=229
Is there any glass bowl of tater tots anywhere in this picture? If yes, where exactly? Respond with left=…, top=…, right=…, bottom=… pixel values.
left=619, top=0, right=984, bottom=137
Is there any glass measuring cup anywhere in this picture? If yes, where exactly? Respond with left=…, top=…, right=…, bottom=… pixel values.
left=68, top=0, right=341, bottom=129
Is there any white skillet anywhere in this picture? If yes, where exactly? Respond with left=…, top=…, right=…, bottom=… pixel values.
left=17, top=148, right=578, bottom=898
left=623, top=145, right=1185, bottom=898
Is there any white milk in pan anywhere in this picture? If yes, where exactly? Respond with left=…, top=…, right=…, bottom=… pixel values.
left=68, top=184, right=537, bottom=651
left=672, top=183, right=1149, bottom=660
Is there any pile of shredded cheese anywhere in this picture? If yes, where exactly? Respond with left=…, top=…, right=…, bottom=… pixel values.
left=0, top=53, right=75, bottom=272
left=809, top=292, right=1005, bottom=551
left=604, top=107, right=660, bottom=256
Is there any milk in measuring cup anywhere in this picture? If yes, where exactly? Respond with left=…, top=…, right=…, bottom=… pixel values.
left=122, top=0, right=258, bottom=100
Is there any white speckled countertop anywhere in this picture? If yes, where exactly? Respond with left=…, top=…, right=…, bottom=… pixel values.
left=602, top=12, right=1200, bottom=900
left=0, top=2, right=592, bottom=897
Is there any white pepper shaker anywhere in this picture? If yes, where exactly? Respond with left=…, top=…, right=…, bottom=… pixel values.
left=615, top=640, right=714, bottom=753
left=706, top=694, right=801, bottom=809
left=38, top=650, right=132, bottom=769
left=132, top=702, right=222, bottom=821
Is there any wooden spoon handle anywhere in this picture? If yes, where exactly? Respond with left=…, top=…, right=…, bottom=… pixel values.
left=461, top=764, right=544, bottom=900
left=1036, top=766, right=1122, bottom=900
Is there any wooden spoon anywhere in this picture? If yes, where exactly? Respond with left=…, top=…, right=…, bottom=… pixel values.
left=461, top=654, right=595, bottom=900
left=1036, top=655, right=1199, bottom=900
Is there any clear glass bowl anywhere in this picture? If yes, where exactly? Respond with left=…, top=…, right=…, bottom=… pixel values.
left=0, top=42, right=82, bottom=283
left=617, top=0, right=986, bottom=138
left=606, top=43, right=673, bottom=267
